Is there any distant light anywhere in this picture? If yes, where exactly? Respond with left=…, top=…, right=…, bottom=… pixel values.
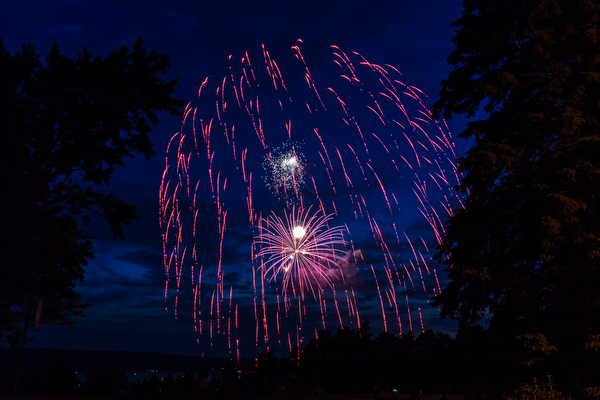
left=393, top=389, right=398, bottom=393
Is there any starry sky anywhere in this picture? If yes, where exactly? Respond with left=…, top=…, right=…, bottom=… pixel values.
left=1, top=0, right=470, bottom=359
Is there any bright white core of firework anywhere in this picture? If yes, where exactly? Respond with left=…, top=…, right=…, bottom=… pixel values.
left=292, top=225, right=306, bottom=239
left=283, top=156, right=298, bottom=170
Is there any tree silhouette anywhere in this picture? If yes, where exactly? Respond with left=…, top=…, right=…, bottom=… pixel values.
left=0, top=38, right=183, bottom=393
left=431, top=0, right=600, bottom=394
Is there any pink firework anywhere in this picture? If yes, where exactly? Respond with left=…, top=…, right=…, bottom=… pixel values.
left=255, top=207, right=347, bottom=300
left=159, top=39, right=464, bottom=356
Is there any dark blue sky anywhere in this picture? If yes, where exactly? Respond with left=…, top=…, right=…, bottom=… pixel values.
left=1, top=0, right=470, bottom=359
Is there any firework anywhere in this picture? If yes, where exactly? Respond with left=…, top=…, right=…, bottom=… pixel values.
left=262, top=142, right=306, bottom=198
left=159, top=40, right=463, bottom=356
left=255, top=206, right=347, bottom=300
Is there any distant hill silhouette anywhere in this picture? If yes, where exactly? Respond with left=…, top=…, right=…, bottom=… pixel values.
left=0, top=348, right=253, bottom=375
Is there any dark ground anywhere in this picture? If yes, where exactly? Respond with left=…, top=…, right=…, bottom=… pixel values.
left=2, top=394, right=465, bottom=400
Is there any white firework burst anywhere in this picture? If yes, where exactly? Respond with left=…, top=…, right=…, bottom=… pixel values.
left=262, top=142, right=306, bottom=197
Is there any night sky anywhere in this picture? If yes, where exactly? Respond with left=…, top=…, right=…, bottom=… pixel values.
left=1, top=0, right=470, bottom=359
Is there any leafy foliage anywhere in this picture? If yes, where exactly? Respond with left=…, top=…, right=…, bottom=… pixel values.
left=505, top=375, right=570, bottom=400
left=0, top=38, right=183, bottom=346
left=431, top=0, right=600, bottom=393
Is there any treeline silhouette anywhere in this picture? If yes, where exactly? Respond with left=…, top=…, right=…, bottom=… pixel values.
left=251, top=322, right=463, bottom=395
left=249, top=321, right=539, bottom=396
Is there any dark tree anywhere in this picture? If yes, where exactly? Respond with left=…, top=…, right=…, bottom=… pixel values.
left=432, top=0, right=600, bottom=392
left=0, top=38, right=182, bottom=349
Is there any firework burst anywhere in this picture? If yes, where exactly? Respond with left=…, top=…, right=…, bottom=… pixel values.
left=262, top=142, right=306, bottom=198
left=255, top=206, right=347, bottom=300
